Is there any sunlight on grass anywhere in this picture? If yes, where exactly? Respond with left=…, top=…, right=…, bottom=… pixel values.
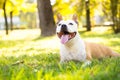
left=0, top=28, right=120, bottom=57
left=0, top=29, right=40, bottom=40
left=0, top=29, right=60, bottom=57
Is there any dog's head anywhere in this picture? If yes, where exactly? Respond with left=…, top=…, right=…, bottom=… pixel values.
left=56, top=14, right=78, bottom=44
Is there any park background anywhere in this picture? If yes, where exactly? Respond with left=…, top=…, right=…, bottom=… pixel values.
left=0, top=0, right=120, bottom=80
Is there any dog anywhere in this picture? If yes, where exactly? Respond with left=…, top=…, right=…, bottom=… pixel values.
left=56, top=14, right=120, bottom=64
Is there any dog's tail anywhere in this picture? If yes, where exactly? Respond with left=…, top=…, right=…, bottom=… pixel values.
left=111, top=51, right=120, bottom=57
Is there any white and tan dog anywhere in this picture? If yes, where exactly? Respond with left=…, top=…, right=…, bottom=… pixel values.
left=56, top=14, right=120, bottom=63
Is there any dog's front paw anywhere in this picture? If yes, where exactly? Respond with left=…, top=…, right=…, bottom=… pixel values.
left=59, top=59, right=68, bottom=64
left=81, top=60, right=91, bottom=68
left=84, top=60, right=91, bottom=65
left=60, top=60, right=65, bottom=64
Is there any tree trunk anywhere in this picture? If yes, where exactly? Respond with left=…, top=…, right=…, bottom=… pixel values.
left=110, top=0, right=120, bottom=33
left=85, top=0, right=91, bottom=31
left=3, top=0, right=9, bottom=35
left=37, top=0, right=56, bottom=36
left=10, top=11, right=13, bottom=31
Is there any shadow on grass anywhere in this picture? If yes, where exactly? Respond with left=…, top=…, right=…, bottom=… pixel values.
left=33, top=36, right=45, bottom=41
left=78, top=29, right=120, bottom=39
left=33, top=35, right=56, bottom=41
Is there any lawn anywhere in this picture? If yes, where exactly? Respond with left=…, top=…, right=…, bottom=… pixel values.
left=0, top=28, right=120, bottom=80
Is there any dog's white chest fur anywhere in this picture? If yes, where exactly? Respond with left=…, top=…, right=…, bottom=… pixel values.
left=60, top=34, right=86, bottom=62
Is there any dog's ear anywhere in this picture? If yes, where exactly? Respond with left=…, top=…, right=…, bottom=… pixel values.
left=72, top=14, right=78, bottom=24
left=57, top=13, right=63, bottom=23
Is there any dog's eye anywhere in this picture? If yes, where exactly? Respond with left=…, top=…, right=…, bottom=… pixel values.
left=58, top=24, right=61, bottom=26
left=69, top=23, right=73, bottom=25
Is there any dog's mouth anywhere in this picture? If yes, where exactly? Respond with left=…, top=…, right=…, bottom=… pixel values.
left=57, top=31, right=76, bottom=44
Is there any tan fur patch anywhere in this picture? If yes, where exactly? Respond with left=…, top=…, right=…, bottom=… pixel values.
left=85, top=41, right=120, bottom=60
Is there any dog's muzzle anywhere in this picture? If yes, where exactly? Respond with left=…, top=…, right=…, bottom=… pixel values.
left=57, top=24, right=76, bottom=44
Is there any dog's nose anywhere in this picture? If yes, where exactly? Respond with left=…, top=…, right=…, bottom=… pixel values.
left=61, top=24, right=67, bottom=28
left=61, top=24, right=68, bottom=33
left=61, top=24, right=67, bottom=30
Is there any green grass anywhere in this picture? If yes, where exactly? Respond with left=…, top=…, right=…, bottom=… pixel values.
left=0, top=28, right=120, bottom=80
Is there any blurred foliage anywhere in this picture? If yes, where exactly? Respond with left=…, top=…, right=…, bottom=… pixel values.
left=53, top=0, right=75, bottom=16
left=110, top=0, right=120, bottom=33
left=53, top=0, right=104, bottom=25
left=0, top=0, right=37, bottom=29
left=53, top=0, right=119, bottom=28
left=0, top=0, right=119, bottom=30
left=0, top=0, right=24, bottom=16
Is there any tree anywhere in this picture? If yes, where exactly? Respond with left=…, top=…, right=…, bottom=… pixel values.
left=3, top=0, right=9, bottom=35
left=0, top=0, right=22, bottom=34
left=0, top=0, right=15, bottom=34
left=8, top=0, right=25, bottom=30
left=85, top=0, right=91, bottom=31
left=69, top=0, right=93, bottom=31
left=110, top=0, right=120, bottom=33
left=10, top=11, right=13, bottom=30
left=37, top=0, right=56, bottom=36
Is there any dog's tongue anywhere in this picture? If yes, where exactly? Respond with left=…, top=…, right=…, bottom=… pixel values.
left=61, top=35, right=69, bottom=44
